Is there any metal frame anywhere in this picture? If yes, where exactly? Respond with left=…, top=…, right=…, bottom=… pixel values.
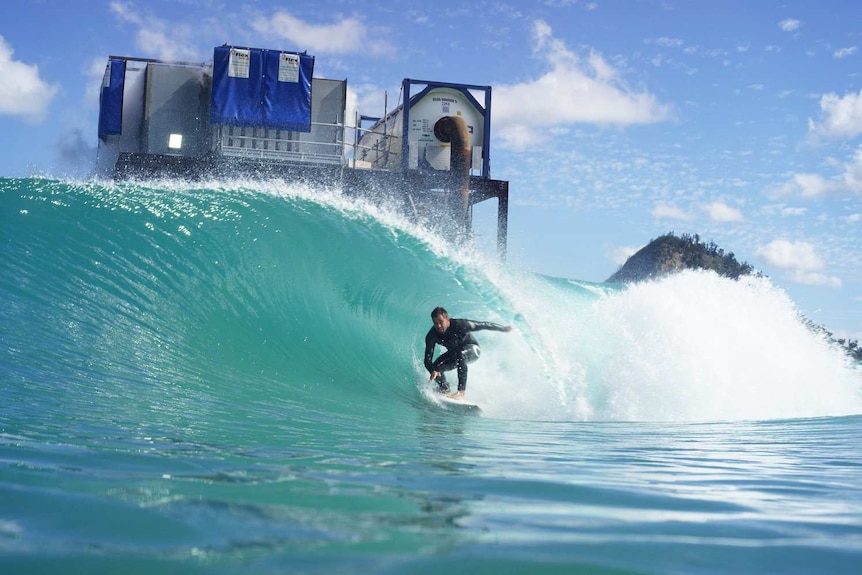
left=399, top=78, right=492, bottom=178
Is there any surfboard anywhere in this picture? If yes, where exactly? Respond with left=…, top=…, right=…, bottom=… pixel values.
left=436, top=393, right=482, bottom=414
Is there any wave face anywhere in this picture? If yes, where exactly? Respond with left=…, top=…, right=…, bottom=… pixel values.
left=2, top=177, right=860, bottom=427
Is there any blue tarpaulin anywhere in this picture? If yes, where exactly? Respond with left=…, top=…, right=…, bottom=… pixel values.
left=98, top=59, right=126, bottom=137
left=210, top=46, right=314, bottom=132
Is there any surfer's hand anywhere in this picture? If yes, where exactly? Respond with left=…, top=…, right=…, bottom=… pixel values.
left=503, top=325, right=512, bottom=332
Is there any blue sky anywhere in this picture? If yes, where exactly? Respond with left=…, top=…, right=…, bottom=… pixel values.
left=2, top=0, right=861, bottom=338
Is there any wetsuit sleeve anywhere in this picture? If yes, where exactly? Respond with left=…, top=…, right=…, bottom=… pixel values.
left=423, top=330, right=436, bottom=373
left=463, top=320, right=508, bottom=333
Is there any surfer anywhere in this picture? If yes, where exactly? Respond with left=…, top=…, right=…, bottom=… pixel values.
left=424, top=306, right=512, bottom=399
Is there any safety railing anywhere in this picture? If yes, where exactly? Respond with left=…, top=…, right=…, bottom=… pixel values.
left=214, top=119, right=405, bottom=170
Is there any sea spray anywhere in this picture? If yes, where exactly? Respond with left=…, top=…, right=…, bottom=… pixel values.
left=471, top=265, right=862, bottom=422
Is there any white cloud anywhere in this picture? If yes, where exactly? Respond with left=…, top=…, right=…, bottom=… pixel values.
left=788, top=270, right=842, bottom=288
left=343, top=82, right=396, bottom=157
left=655, top=37, right=684, bottom=48
left=845, top=213, right=862, bottom=223
left=85, top=56, right=108, bottom=104
left=704, top=201, right=744, bottom=222
left=774, top=172, right=840, bottom=197
left=841, top=148, right=862, bottom=191
left=763, top=204, right=807, bottom=217
left=808, top=88, right=862, bottom=140
left=757, top=241, right=841, bottom=288
left=779, top=19, right=801, bottom=32
left=651, top=203, right=692, bottom=220
left=773, top=149, right=862, bottom=198
left=0, top=35, right=59, bottom=122
left=834, top=46, right=857, bottom=59
left=109, top=1, right=198, bottom=61
left=252, top=11, right=393, bottom=56
left=756, top=239, right=823, bottom=271
left=493, top=20, right=672, bottom=148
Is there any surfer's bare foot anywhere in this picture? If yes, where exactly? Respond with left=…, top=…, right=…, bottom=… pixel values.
left=448, top=391, right=465, bottom=400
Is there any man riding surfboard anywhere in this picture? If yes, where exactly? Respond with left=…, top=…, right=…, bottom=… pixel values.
left=423, top=307, right=512, bottom=399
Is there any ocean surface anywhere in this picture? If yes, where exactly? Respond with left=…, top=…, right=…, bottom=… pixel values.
left=2, top=177, right=861, bottom=574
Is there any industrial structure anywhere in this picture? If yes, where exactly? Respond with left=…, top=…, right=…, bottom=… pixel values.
left=97, top=45, right=509, bottom=257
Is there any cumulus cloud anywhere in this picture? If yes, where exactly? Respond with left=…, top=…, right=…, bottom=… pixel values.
left=704, top=201, right=744, bottom=222
left=808, top=88, right=862, bottom=140
left=779, top=19, right=801, bottom=32
left=84, top=57, right=109, bottom=104
left=755, top=240, right=840, bottom=287
left=757, top=239, right=823, bottom=271
left=252, top=11, right=393, bottom=56
left=0, top=35, right=59, bottom=122
left=788, top=271, right=842, bottom=288
left=651, top=203, right=692, bottom=220
left=773, top=147, right=862, bottom=198
left=493, top=20, right=672, bottom=147
left=655, top=37, right=684, bottom=48
left=774, top=172, right=840, bottom=197
left=109, top=1, right=199, bottom=61
left=763, top=204, right=807, bottom=217
left=834, top=46, right=857, bottom=59
left=343, top=82, right=398, bottom=157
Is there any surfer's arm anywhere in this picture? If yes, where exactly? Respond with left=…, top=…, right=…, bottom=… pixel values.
left=465, top=320, right=512, bottom=333
left=423, top=332, right=437, bottom=374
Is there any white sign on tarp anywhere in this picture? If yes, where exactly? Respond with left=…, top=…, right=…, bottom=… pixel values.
left=278, top=53, right=300, bottom=83
left=228, top=48, right=250, bottom=79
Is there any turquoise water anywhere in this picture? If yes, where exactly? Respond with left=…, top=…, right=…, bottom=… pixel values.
left=2, top=177, right=861, bottom=573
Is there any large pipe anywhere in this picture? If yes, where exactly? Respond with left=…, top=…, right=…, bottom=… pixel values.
left=433, top=115, right=472, bottom=237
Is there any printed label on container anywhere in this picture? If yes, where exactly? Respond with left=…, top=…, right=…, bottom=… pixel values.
left=278, top=53, right=300, bottom=83
left=229, top=48, right=250, bottom=78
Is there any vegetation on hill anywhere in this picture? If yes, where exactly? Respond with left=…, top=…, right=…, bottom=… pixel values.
left=837, top=339, right=862, bottom=362
left=605, top=232, right=755, bottom=284
left=804, top=319, right=862, bottom=363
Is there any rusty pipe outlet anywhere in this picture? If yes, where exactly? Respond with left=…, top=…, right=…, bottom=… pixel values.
left=433, top=115, right=472, bottom=237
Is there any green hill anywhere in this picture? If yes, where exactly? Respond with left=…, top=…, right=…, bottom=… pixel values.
left=606, top=232, right=755, bottom=284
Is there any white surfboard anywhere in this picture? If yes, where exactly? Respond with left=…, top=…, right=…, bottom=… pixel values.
left=436, top=393, right=482, bottom=414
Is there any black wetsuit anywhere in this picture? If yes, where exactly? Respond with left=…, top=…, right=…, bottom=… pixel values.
left=424, top=319, right=508, bottom=392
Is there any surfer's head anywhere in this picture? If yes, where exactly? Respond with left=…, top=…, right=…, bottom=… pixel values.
left=431, top=307, right=450, bottom=334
